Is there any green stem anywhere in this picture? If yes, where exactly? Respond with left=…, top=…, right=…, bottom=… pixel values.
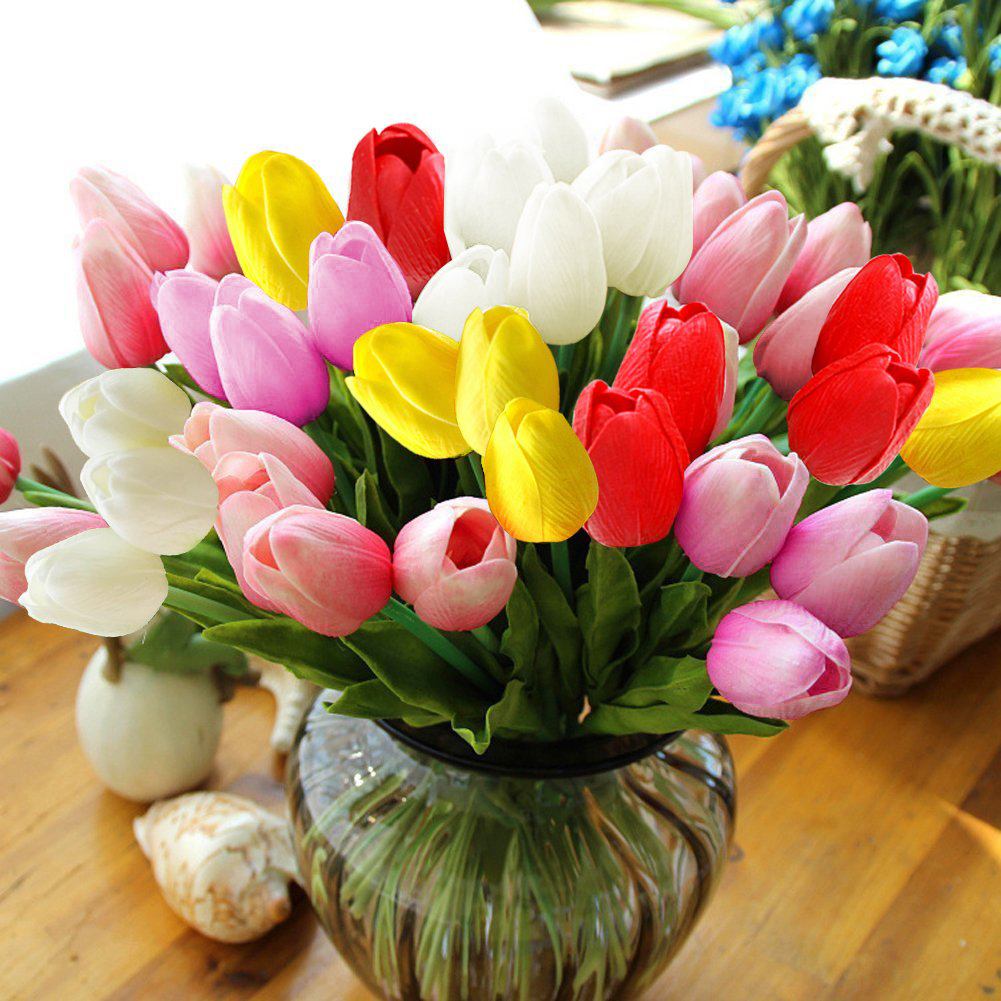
left=466, top=454, right=486, bottom=497
left=902, top=485, right=954, bottom=512
left=550, top=541, right=573, bottom=602
left=15, top=476, right=96, bottom=512
left=472, top=626, right=500, bottom=653
left=164, top=586, right=249, bottom=625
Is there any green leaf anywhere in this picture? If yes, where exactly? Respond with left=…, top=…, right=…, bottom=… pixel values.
left=20, top=491, right=96, bottom=513
left=354, top=469, right=398, bottom=543
left=163, top=572, right=263, bottom=628
left=126, top=612, right=247, bottom=676
left=612, top=656, right=712, bottom=711
left=500, top=579, right=539, bottom=683
left=580, top=697, right=786, bottom=738
left=377, top=427, right=434, bottom=523
left=454, top=678, right=547, bottom=752
left=326, top=679, right=445, bottom=728
left=160, top=362, right=227, bottom=404
left=691, top=699, right=788, bottom=736
left=634, top=581, right=712, bottom=662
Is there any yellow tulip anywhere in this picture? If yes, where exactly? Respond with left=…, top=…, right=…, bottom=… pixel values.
left=455, top=307, right=560, bottom=454
left=484, top=398, right=598, bottom=542
left=902, top=368, right=1001, bottom=487
left=223, top=151, right=344, bottom=310
left=347, top=323, right=470, bottom=459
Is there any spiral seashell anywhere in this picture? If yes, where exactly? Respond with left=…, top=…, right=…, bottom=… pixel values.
left=251, top=656, right=319, bottom=754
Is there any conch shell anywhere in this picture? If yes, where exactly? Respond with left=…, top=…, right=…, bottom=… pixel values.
left=251, top=656, right=318, bottom=754
left=134, top=791, right=300, bottom=943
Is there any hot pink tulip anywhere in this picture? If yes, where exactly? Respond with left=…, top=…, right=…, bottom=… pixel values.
left=183, top=165, right=241, bottom=281
left=707, top=599, right=851, bottom=719
left=770, top=490, right=927, bottom=637
left=0, top=428, right=20, bottom=505
left=675, top=191, right=806, bottom=342
left=598, top=116, right=657, bottom=156
left=675, top=435, right=808, bottom=577
left=75, top=219, right=168, bottom=368
left=307, top=223, right=412, bottom=370
left=393, top=497, right=517, bottom=630
left=690, top=170, right=746, bottom=257
left=776, top=203, right=871, bottom=313
left=210, top=276, right=329, bottom=426
left=70, top=166, right=189, bottom=272
left=754, top=267, right=860, bottom=400
left=242, top=505, right=392, bottom=636
left=0, top=508, right=106, bottom=601
left=919, top=290, right=1001, bottom=372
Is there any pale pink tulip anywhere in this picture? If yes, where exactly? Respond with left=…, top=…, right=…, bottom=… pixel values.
left=598, top=116, right=657, bottom=156
left=689, top=153, right=707, bottom=191
left=919, top=290, right=1001, bottom=372
left=393, top=497, right=517, bottom=630
left=0, top=428, right=19, bottom=504
left=183, top=165, right=241, bottom=280
left=690, top=171, right=746, bottom=256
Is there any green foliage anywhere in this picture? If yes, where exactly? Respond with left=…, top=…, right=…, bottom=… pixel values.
left=127, top=612, right=248, bottom=677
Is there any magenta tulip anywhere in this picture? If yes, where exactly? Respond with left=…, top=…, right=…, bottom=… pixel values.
left=675, top=435, right=809, bottom=577
left=707, top=600, right=851, bottom=719
left=0, top=428, right=19, bottom=505
left=393, top=497, right=517, bottom=630
left=598, top=116, right=657, bottom=156
left=183, top=165, right=241, bottom=281
left=770, top=489, right=928, bottom=637
left=242, top=505, right=392, bottom=636
left=307, top=223, right=412, bottom=370
left=919, top=290, right=1001, bottom=372
left=690, top=170, right=746, bottom=257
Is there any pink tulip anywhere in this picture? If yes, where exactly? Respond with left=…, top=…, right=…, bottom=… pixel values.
left=0, top=428, right=20, bottom=505
left=690, top=171, right=746, bottom=257
left=707, top=599, right=851, bottom=719
left=0, top=508, right=106, bottom=601
left=777, top=203, right=872, bottom=313
left=183, top=165, right=241, bottom=281
left=754, top=267, right=860, bottom=400
left=393, top=498, right=517, bottom=630
left=242, top=505, right=392, bottom=636
left=770, top=489, right=927, bottom=637
left=70, top=166, right=189, bottom=272
left=676, top=191, right=806, bottom=342
left=675, top=434, right=808, bottom=577
left=688, top=153, right=707, bottom=191
left=210, top=276, right=329, bottom=426
left=919, top=290, right=1001, bottom=372
left=598, top=116, right=658, bottom=156
left=75, top=219, right=168, bottom=368
left=307, top=223, right=412, bottom=370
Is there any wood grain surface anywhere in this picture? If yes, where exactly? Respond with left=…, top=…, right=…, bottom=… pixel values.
left=1, top=611, right=998, bottom=1000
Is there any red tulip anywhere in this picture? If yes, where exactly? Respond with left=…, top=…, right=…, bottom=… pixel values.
left=573, top=381, right=689, bottom=547
left=789, top=343, right=934, bottom=485
left=0, top=427, right=20, bottom=504
left=347, top=123, right=450, bottom=299
left=812, top=254, right=938, bottom=374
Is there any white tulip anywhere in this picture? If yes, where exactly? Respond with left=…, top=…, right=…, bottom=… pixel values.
left=572, top=147, right=694, bottom=297
left=529, top=97, right=590, bottom=184
left=21, top=528, right=168, bottom=637
left=82, top=446, right=218, bottom=556
left=508, top=183, right=607, bottom=346
left=445, top=136, right=553, bottom=256
left=61, top=369, right=192, bottom=459
left=413, top=246, right=511, bottom=341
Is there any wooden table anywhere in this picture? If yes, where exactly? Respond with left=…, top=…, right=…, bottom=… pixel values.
left=1, top=611, right=999, bottom=1000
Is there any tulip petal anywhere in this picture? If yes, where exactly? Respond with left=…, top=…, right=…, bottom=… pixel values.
left=414, top=559, right=518, bottom=632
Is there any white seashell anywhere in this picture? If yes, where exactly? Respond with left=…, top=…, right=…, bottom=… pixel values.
left=251, top=656, right=318, bottom=754
left=134, top=791, right=301, bottom=943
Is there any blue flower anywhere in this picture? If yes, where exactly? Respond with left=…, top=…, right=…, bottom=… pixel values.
left=781, top=54, right=823, bottom=104
left=783, top=0, right=835, bottom=41
left=925, top=56, right=967, bottom=87
left=732, top=52, right=768, bottom=81
left=873, top=0, right=925, bottom=20
left=991, top=40, right=1001, bottom=75
left=876, top=27, right=928, bottom=77
left=710, top=16, right=785, bottom=69
left=934, top=23, right=964, bottom=58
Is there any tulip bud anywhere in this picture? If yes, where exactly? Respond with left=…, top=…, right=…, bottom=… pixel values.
left=307, top=223, right=412, bottom=370
left=223, top=151, right=345, bottom=310
left=789, top=344, right=934, bottom=485
left=771, top=490, right=928, bottom=637
left=573, top=381, right=688, bottom=547
left=60, top=369, right=192, bottom=459
left=210, top=276, right=329, bottom=427
left=75, top=219, right=168, bottom=368
left=508, top=183, right=607, bottom=345
left=571, top=147, right=693, bottom=296
left=183, top=165, right=241, bottom=280
left=675, top=435, right=809, bottom=577
left=413, top=246, right=511, bottom=342
left=243, top=505, right=392, bottom=637
left=707, top=600, right=851, bottom=720
left=530, top=97, right=590, bottom=183
left=0, top=428, right=20, bottom=504
left=689, top=153, right=707, bottom=191
left=455, top=307, right=559, bottom=454
left=598, top=115, right=657, bottom=156
left=70, top=166, right=189, bottom=272
left=483, top=398, right=598, bottom=543
left=919, top=290, right=1001, bottom=372
left=393, top=497, right=517, bottom=631
left=349, top=323, right=468, bottom=459
left=20, top=527, right=168, bottom=637
left=690, top=171, right=746, bottom=257
left=675, top=191, right=806, bottom=342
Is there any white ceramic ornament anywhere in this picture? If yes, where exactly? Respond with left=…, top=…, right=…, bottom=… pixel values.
left=251, top=656, right=318, bottom=754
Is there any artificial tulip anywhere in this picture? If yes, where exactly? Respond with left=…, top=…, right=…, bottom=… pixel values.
left=75, top=219, right=168, bottom=368
left=483, top=398, right=598, bottom=543
left=771, top=490, right=928, bottom=637
left=413, top=245, right=510, bottom=342
left=223, top=151, right=344, bottom=310
left=393, top=497, right=517, bottom=631
left=789, top=344, right=934, bottom=485
left=919, top=290, right=1001, bottom=372
left=347, top=123, right=449, bottom=298
left=508, top=183, right=607, bottom=345
left=707, top=600, right=851, bottom=719
left=571, top=147, right=693, bottom=296
left=689, top=153, right=707, bottom=191
left=530, top=97, right=590, bottom=184
left=183, top=165, right=241, bottom=280
left=20, top=527, right=167, bottom=637
left=776, top=203, right=871, bottom=313
left=348, top=323, right=468, bottom=458
left=0, top=428, right=20, bottom=504
left=598, top=115, right=657, bottom=155
left=70, top=166, right=189, bottom=272
left=573, top=381, right=688, bottom=547
left=455, top=307, right=559, bottom=454
left=242, top=505, right=392, bottom=637
left=691, top=170, right=746, bottom=256
left=307, top=223, right=412, bottom=369
left=210, top=276, right=329, bottom=426
left=812, top=254, right=938, bottom=372
left=674, top=435, right=808, bottom=577
left=675, top=190, right=806, bottom=342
